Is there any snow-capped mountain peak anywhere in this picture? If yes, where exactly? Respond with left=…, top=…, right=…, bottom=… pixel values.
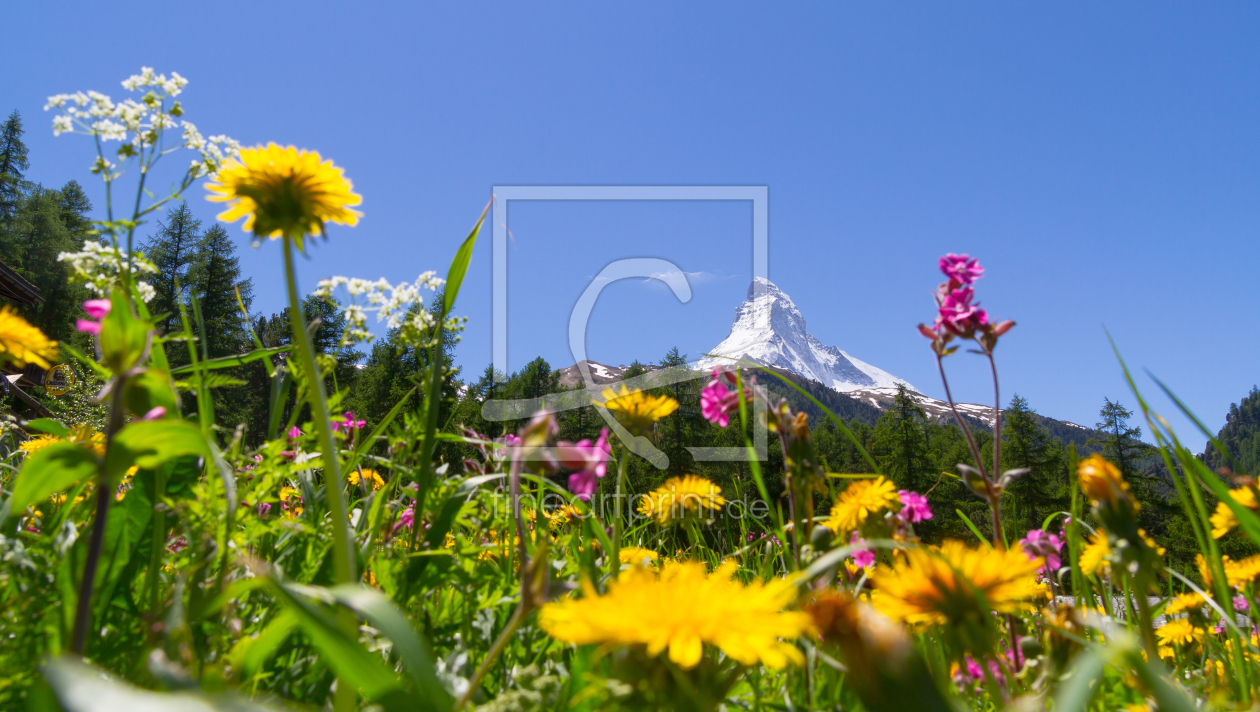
left=695, top=277, right=915, bottom=393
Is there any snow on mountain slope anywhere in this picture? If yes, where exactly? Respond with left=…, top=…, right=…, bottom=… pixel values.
left=695, top=278, right=916, bottom=393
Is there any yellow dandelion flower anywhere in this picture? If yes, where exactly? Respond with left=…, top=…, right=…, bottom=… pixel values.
left=599, top=385, right=679, bottom=437
left=1157, top=646, right=1175, bottom=662
left=20, top=434, right=60, bottom=456
left=1197, top=553, right=1217, bottom=587
left=1210, top=487, right=1257, bottom=539
left=544, top=504, right=583, bottom=530
left=1155, top=618, right=1204, bottom=647
left=618, top=546, right=660, bottom=566
left=1164, top=592, right=1207, bottom=617
left=823, top=476, right=899, bottom=534
left=0, top=306, right=58, bottom=369
left=66, top=425, right=106, bottom=458
left=1079, top=531, right=1111, bottom=577
left=869, top=540, right=1047, bottom=628
left=1225, top=554, right=1260, bottom=587
left=1077, top=453, right=1128, bottom=505
left=540, top=560, right=812, bottom=670
left=279, top=486, right=303, bottom=518
left=637, top=475, right=725, bottom=525
left=207, top=143, right=362, bottom=243
left=348, top=468, right=385, bottom=490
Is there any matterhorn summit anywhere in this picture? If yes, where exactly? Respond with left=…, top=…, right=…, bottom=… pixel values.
left=695, top=277, right=915, bottom=393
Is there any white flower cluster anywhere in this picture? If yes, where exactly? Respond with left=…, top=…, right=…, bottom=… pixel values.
left=314, top=272, right=446, bottom=347
left=44, top=67, right=238, bottom=178
left=57, top=241, right=158, bottom=303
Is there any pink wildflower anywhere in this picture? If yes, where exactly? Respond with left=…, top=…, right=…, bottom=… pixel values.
left=142, top=406, right=166, bottom=421
left=897, top=490, right=933, bottom=523
left=333, top=411, right=366, bottom=434
left=75, top=299, right=112, bottom=335
left=849, top=532, right=875, bottom=569
left=1234, top=595, right=1249, bottom=613
left=391, top=506, right=415, bottom=538
left=555, top=428, right=611, bottom=500
left=700, top=380, right=740, bottom=428
left=287, top=426, right=302, bottom=439
left=939, top=254, right=984, bottom=285
left=1018, top=529, right=1063, bottom=572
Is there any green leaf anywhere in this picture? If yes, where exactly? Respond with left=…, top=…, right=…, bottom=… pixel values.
left=230, top=610, right=298, bottom=680
left=123, top=369, right=180, bottom=417
left=264, top=579, right=408, bottom=704
left=98, top=291, right=150, bottom=373
left=326, top=584, right=451, bottom=712
left=174, top=373, right=247, bottom=392
left=442, top=203, right=488, bottom=319
left=10, top=443, right=98, bottom=511
left=40, top=656, right=285, bottom=712
left=24, top=418, right=69, bottom=437
left=955, top=509, right=987, bottom=543
left=104, top=420, right=210, bottom=483
left=1053, top=645, right=1106, bottom=712
left=169, top=346, right=288, bottom=375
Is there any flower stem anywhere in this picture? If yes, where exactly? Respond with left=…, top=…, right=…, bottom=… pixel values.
left=70, top=372, right=129, bottom=655
left=610, top=451, right=627, bottom=577
left=282, top=236, right=357, bottom=712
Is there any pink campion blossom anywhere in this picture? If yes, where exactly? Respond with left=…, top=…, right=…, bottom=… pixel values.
left=849, top=532, right=876, bottom=569
left=287, top=426, right=302, bottom=439
left=939, top=254, right=984, bottom=285
left=75, top=299, right=112, bottom=335
left=142, top=406, right=166, bottom=421
left=710, top=365, right=737, bottom=385
left=83, top=299, right=111, bottom=319
left=332, top=411, right=366, bottom=434
left=897, top=490, right=933, bottom=523
left=256, top=502, right=272, bottom=517
left=1018, top=529, right=1063, bottom=572
left=555, top=429, right=611, bottom=500
left=391, top=506, right=415, bottom=538
left=1235, top=595, right=1250, bottom=613
left=936, top=286, right=990, bottom=337
left=700, top=380, right=740, bottom=428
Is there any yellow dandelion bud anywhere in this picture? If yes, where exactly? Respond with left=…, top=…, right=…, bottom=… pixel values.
left=1077, top=453, right=1128, bottom=505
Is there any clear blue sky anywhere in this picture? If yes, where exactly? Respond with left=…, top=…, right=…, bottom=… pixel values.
left=8, top=2, right=1259, bottom=443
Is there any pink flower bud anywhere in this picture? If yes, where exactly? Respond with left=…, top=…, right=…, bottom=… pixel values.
left=82, top=299, right=112, bottom=320
left=142, top=406, right=166, bottom=421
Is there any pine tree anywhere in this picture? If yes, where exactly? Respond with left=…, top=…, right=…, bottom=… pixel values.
left=143, top=203, right=202, bottom=334
left=0, top=111, right=30, bottom=223
left=1089, top=398, right=1149, bottom=480
left=8, top=186, right=90, bottom=343
left=872, top=383, right=931, bottom=490
left=1205, top=386, right=1260, bottom=475
left=189, top=224, right=252, bottom=359
left=1000, top=394, right=1065, bottom=532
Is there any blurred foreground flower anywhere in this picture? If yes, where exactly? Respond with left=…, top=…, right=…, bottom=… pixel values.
left=207, top=143, right=362, bottom=247
left=540, top=560, right=811, bottom=669
left=0, top=306, right=58, bottom=369
left=554, top=428, right=611, bottom=500
left=871, top=540, right=1045, bottom=655
left=1210, top=486, right=1258, bottom=539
